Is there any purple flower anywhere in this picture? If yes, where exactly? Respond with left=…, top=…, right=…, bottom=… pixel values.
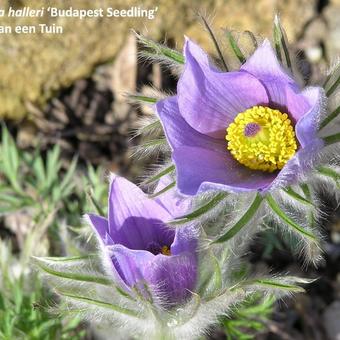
left=86, top=175, right=197, bottom=305
left=157, top=38, right=326, bottom=195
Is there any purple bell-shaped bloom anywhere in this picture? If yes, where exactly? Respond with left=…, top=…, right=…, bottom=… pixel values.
left=86, top=175, right=197, bottom=306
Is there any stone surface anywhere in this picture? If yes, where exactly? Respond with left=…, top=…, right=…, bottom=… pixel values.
left=0, top=0, right=325, bottom=120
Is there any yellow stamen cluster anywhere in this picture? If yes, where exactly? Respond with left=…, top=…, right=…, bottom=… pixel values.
left=161, top=246, right=171, bottom=256
left=226, top=106, right=297, bottom=172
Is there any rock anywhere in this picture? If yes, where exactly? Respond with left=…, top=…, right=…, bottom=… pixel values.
left=2, top=0, right=319, bottom=120
left=323, top=301, right=340, bottom=340
left=323, top=4, right=340, bottom=61
left=186, top=0, right=317, bottom=57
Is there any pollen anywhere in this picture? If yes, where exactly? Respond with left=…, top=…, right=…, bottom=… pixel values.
left=225, top=106, right=297, bottom=172
left=161, top=246, right=171, bottom=256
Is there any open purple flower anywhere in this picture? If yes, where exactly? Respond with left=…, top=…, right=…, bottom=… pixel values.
left=86, top=175, right=197, bottom=305
left=157, top=38, right=326, bottom=195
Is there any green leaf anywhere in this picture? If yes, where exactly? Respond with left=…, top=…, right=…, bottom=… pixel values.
left=148, top=181, right=176, bottom=198
left=136, top=119, right=162, bottom=137
left=323, top=132, right=340, bottom=146
left=273, top=15, right=292, bottom=69
left=265, top=194, right=317, bottom=241
left=144, top=164, right=175, bottom=185
left=242, top=278, right=305, bottom=293
left=128, top=94, right=158, bottom=104
left=33, top=156, right=46, bottom=187
left=42, top=255, right=97, bottom=262
left=317, top=166, right=340, bottom=188
left=1, top=125, right=21, bottom=193
left=56, top=291, right=139, bottom=317
left=86, top=189, right=105, bottom=216
left=282, top=187, right=313, bottom=206
left=319, top=106, right=340, bottom=130
left=212, top=194, right=263, bottom=243
left=33, top=257, right=112, bottom=286
left=59, top=156, right=78, bottom=198
left=226, top=31, right=246, bottom=63
left=135, top=31, right=185, bottom=64
left=326, top=73, right=340, bottom=97
left=197, top=252, right=223, bottom=297
left=168, top=192, right=228, bottom=225
left=200, top=14, right=229, bottom=71
left=46, top=145, right=61, bottom=189
left=139, top=138, right=167, bottom=149
left=244, top=30, right=258, bottom=49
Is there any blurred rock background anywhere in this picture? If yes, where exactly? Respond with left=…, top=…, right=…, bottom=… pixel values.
left=1, top=0, right=340, bottom=339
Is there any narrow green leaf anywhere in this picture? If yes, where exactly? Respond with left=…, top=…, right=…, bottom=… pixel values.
left=33, top=156, right=46, bottom=186
left=33, top=257, right=112, bottom=286
left=128, top=94, right=158, bottom=104
left=244, top=278, right=305, bottom=293
left=323, top=63, right=340, bottom=88
left=46, top=145, right=61, bottom=189
left=169, top=192, right=228, bottom=225
left=87, top=190, right=105, bottom=216
left=200, top=15, right=229, bottom=71
left=135, top=31, right=184, bottom=64
left=226, top=31, right=246, bottom=63
left=59, top=156, right=78, bottom=198
left=319, top=106, right=340, bottom=130
left=42, top=255, right=97, bottom=262
left=326, top=73, right=340, bottom=97
left=273, top=22, right=283, bottom=63
left=213, top=194, right=263, bottom=243
left=56, top=291, right=139, bottom=317
left=299, top=183, right=311, bottom=200
left=137, top=119, right=162, bottom=136
left=318, top=166, right=340, bottom=188
left=149, top=181, right=176, bottom=198
left=266, top=194, right=317, bottom=241
left=283, top=187, right=313, bottom=206
left=139, top=138, right=167, bottom=149
left=323, top=132, right=340, bottom=145
left=244, top=30, right=258, bottom=49
left=1, top=125, right=22, bottom=193
left=273, top=16, right=292, bottom=69
left=144, top=164, right=175, bottom=185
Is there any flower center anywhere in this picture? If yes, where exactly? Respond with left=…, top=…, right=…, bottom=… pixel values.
left=147, top=242, right=171, bottom=256
left=225, top=106, right=297, bottom=172
left=161, top=246, right=171, bottom=256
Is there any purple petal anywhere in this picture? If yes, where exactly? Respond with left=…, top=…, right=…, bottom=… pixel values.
left=110, top=244, right=197, bottom=304
left=154, top=175, right=191, bottom=218
left=240, top=39, right=295, bottom=85
left=145, top=253, right=197, bottom=305
left=295, top=87, right=325, bottom=147
left=264, top=139, right=324, bottom=192
left=177, top=38, right=268, bottom=138
left=240, top=39, right=306, bottom=115
left=86, top=214, right=113, bottom=246
left=109, top=244, right=154, bottom=288
left=284, top=85, right=311, bottom=122
left=86, top=214, right=129, bottom=291
left=108, top=175, right=173, bottom=250
left=173, top=146, right=276, bottom=195
left=171, top=225, right=197, bottom=255
left=156, top=96, right=224, bottom=152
